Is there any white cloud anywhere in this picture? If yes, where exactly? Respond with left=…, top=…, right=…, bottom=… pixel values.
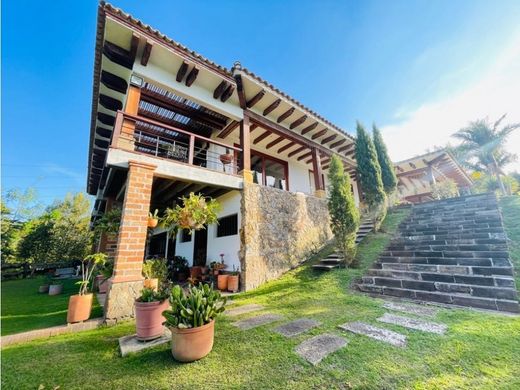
left=381, top=31, right=520, bottom=172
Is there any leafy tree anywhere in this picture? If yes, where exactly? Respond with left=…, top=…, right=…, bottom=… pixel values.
left=1, top=201, right=24, bottom=263
left=3, top=187, right=42, bottom=221
left=372, top=124, right=398, bottom=194
left=17, top=212, right=57, bottom=263
left=452, top=114, right=519, bottom=195
left=431, top=179, right=459, bottom=200
left=327, top=155, right=360, bottom=267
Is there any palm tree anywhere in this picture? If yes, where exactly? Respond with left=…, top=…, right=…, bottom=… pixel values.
left=453, top=114, right=519, bottom=195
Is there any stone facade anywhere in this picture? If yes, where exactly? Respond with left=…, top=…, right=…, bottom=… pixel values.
left=104, top=280, right=144, bottom=323
left=240, top=183, right=332, bottom=290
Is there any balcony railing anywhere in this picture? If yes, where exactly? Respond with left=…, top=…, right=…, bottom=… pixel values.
left=112, top=111, right=242, bottom=175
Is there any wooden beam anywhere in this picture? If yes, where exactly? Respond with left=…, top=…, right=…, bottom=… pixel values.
left=277, top=107, right=295, bottom=123
left=246, top=90, right=265, bottom=108
left=130, top=33, right=140, bottom=62
left=321, top=134, right=337, bottom=145
left=265, top=136, right=285, bottom=150
left=140, top=41, right=153, bottom=66
left=330, top=139, right=346, bottom=149
left=278, top=141, right=297, bottom=154
left=288, top=146, right=307, bottom=158
left=185, top=66, right=199, bottom=87
left=338, top=143, right=355, bottom=153
left=240, top=117, right=251, bottom=172
left=217, top=121, right=239, bottom=139
left=250, top=123, right=259, bottom=132
left=290, top=115, right=307, bottom=129
left=263, top=98, right=281, bottom=116
left=254, top=130, right=271, bottom=144
left=213, top=81, right=228, bottom=99
left=311, top=128, right=328, bottom=140
left=297, top=152, right=312, bottom=161
left=176, top=61, right=189, bottom=82
left=311, top=147, right=324, bottom=190
left=301, top=121, right=318, bottom=135
left=220, top=85, right=235, bottom=102
left=234, top=75, right=246, bottom=108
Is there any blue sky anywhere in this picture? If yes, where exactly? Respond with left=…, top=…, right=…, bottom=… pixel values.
left=2, top=0, right=520, bottom=207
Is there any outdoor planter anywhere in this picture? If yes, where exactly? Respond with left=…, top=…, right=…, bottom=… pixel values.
left=169, top=320, right=215, bottom=362
left=48, top=284, right=63, bottom=296
left=219, top=152, right=233, bottom=165
left=38, top=284, right=49, bottom=294
left=227, top=275, right=239, bottom=292
left=67, top=293, right=93, bottom=323
left=143, top=278, right=158, bottom=291
left=147, top=217, right=159, bottom=228
left=217, top=274, right=229, bottom=291
left=135, top=299, right=169, bottom=341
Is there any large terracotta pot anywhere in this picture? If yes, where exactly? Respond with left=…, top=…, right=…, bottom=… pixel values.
left=48, top=284, right=63, bottom=296
left=143, top=278, right=158, bottom=291
left=170, top=320, right=215, bottom=362
left=147, top=217, right=158, bottom=228
left=217, top=274, right=229, bottom=291
left=219, top=153, right=233, bottom=165
left=67, top=294, right=93, bottom=323
left=227, top=275, right=239, bottom=292
left=135, top=300, right=169, bottom=341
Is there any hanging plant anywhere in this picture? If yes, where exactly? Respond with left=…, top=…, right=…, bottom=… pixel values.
left=162, top=193, right=221, bottom=235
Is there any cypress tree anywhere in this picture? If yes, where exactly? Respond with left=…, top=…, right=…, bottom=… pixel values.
left=355, top=122, right=386, bottom=207
left=372, top=124, right=398, bottom=194
left=327, top=155, right=360, bottom=266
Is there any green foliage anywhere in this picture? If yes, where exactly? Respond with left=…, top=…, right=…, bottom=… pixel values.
left=327, top=155, right=360, bottom=266
left=142, top=258, right=168, bottom=282
left=162, top=284, right=226, bottom=329
left=17, top=213, right=56, bottom=263
left=76, top=253, right=107, bottom=295
left=355, top=122, right=386, bottom=207
left=372, top=124, right=398, bottom=194
left=1, top=202, right=23, bottom=263
left=162, top=193, right=221, bottom=235
left=93, top=207, right=121, bottom=238
left=472, top=171, right=519, bottom=195
left=136, top=287, right=167, bottom=303
left=431, top=179, right=459, bottom=200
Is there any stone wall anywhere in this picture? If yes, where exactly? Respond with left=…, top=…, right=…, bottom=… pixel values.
left=240, top=183, right=332, bottom=290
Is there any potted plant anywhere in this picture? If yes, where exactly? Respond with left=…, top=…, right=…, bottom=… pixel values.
left=38, top=274, right=52, bottom=293
left=162, top=193, right=220, bottom=233
left=67, top=253, right=107, bottom=323
left=219, top=148, right=233, bottom=165
left=217, top=273, right=229, bottom=291
left=162, top=284, right=226, bottom=362
left=227, top=265, right=240, bottom=293
left=48, top=281, right=63, bottom=296
left=135, top=287, right=169, bottom=341
left=142, top=258, right=168, bottom=291
left=93, top=207, right=121, bottom=240
left=148, top=209, right=160, bottom=228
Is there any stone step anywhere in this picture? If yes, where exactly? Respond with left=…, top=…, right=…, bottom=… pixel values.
left=398, top=227, right=505, bottom=236
left=225, top=304, right=264, bottom=317
left=338, top=321, right=407, bottom=347
left=274, top=318, right=321, bottom=337
left=382, top=301, right=438, bottom=317
left=321, top=258, right=342, bottom=264
left=312, top=264, right=339, bottom=271
left=386, top=244, right=508, bottom=252
left=294, top=333, right=348, bottom=365
left=357, top=284, right=520, bottom=313
left=380, top=250, right=510, bottom=259
left=389, top=238, right=507, bottom=247
left=376, top=312, right=447, bottom=334
left=378, top=257, right=511, bottom=268
left=398, top=232, right=507, bottom=241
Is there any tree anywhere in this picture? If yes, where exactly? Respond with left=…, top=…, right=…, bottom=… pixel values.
left=372, top=124, right=398, bottom=194
left=1, top=201, right=24, bottom=263
left=327, top=155, right=360, bottom=267
left=452, top=114, right=519, bottom=195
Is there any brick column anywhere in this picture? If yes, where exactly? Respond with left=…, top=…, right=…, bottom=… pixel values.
left=104, top=160, right=156, bottom=323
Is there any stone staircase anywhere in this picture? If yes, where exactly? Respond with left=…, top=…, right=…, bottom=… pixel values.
left=357, top=193, right=519, bottom=313
left=313, top=217, right=374, bottom=271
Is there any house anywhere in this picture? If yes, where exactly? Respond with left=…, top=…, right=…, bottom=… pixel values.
left=395, top=150, right=473, bottom=203
left=88, top=3, right=360, bottom=321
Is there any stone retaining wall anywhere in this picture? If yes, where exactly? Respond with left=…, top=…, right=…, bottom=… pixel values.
left=240, top=183, right=332, bottom=290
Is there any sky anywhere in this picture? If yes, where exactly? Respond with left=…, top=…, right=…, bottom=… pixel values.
left=2, top=0, right=520, bottom=207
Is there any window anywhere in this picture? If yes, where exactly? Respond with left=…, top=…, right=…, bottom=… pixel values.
left=250, top=152, right=289, bottom=190
left=180, top=229, right=192, bottom=243
left=216, top=214, right=238, bottom=237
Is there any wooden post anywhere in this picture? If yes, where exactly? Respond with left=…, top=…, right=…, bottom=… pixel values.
left=312, top=147, right=325, bottom=198
left=117, top=84, right=141, bottom=151
left=239, top=115, right=253, bottom=183
left=188, top=134, right=195, bottom=165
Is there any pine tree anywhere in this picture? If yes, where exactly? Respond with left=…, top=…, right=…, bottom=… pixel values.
left=327, top=155, right=360, bottom=266
left=372, top=124, right=398, bottom=194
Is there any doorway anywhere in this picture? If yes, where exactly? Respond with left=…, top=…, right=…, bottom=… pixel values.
left=193, top=228, right=208, bottom=266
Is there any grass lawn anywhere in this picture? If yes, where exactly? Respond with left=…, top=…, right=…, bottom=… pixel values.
left=499, top=196, right=520, bottom=287
left=2, top=205, right=520, bottom=389
left=1, top=277, right=103, bottom=336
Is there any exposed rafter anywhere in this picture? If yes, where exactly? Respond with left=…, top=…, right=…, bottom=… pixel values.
left=246, top=89, right=265, bottom=108
left=330, top=139, right=346, bottom=149
left=338, top=143, right=355, bottom=153
left=278, top=141, right=297, bottom=154
left=288, top=146, right=307, bottom=158
left=263, top=98, right=281, bottom=116
left=321, top=134, right=337, bottom=145
left=311, top=128, right=327, bottom=140
left=185, top=66, right=199, bottom=87
left=213, top=81, right=228, bottom=99
left=297, top=152, right=312, bottom=161
left=140, top=41, right=153, bottom=66
left=234, top=75, right=246, bottom=108
left=217, top=121, right=239, bottom=139
left=277, top=107, right=295, bottom=123
left=300, top=121, right=318, bottom=135
left=290, top=115, right=307, bottom=129
left=265, top=136, right=285, bottom=150
left=176, top=61, right=189, bottom=82
left=254, top=130, right=271, bottom=144
left=220, top=85, right=235, bottom=102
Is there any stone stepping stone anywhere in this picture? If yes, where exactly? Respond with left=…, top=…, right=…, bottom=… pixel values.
left=225, top=304, right=264, bottom=317
left=377, top=313, right=447, bottom=335
left=274, top=318, right=321, bottom=337
left=295, top=333, right=348, bottom=365
left=232, top=313, right=283, bottom=330
left=338, top=321, right=407, bottom=347
left=119, top=328, right=171, bottom=357
left=383, top=302, right=438, bottom=317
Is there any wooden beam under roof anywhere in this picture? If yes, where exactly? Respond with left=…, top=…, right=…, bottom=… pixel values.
left=254, top=130, right=271, bottom=144
left=311, top=128, right=327, bottom=140
left=250, top=123, right=259, bottom=132
left=278, top=141, right=297, bottom=154
left=130, top=33, right=140, bottom=62
left=330, top=139, right=346, bottom=149
left=246, top=90, right=265, bottom=108
left=277, top=107, right=295, bottom=123
left=263, top=98, right=281, bottom=116
left=297, top=152, right=312, bottom=162
left=321, top=134, right=337, bottom=145
left=176, top=61, right=189, bottom=82
left=220, top=85, right=235, bottom=102
left=288, top=145, right=307, bottom=158
left=217, top=120, right=239, bottom=139
left=185, top=66, right=199, bottom=87
left=338, top=143, right=354, bottom=153
left=213, top=81, right=228, bottom=99
left=140, top=41, right=153, bottom=66
left=234, top=75, right=246, bottom=108
left=265, top=136, right=285, bottom=149
left=290, top=115, right=307, bottom=129
left=300, top=122, right=318, bottom=135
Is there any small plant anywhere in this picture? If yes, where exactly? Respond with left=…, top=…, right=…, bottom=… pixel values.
left=148, top=209, right=159, bottom=219
left=142, top=258, right=168, bottom=282
left=76, top=253, right=107, bottom=295
left=100, top=260, right=113, bottom=279
left=93, top=208, right=121, bottom=238
left=163, top=284, right=226, bottom=329
left=162, top=193, right=221, bottom=234
left=137, top=287, right=167, bottom=303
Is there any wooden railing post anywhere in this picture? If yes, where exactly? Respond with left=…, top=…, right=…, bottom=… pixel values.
left=188, top=134, right=195, bottom=165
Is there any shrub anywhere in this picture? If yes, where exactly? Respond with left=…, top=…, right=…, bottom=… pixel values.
left=431, top=179, right=459, bottom=200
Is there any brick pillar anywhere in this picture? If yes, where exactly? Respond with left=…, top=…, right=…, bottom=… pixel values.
left=104, top=160, right=156, bottom=323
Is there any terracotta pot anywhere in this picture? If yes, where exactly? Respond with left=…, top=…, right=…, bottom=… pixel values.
left=217, top=274, right=229, bottom=291
left=135, top=300, right=169, bottom=341
left=38, top=285, right=49, bottom=294
left=169, top=319, right=215, bottom=362
left=190, top=266, right=203, bottom=279
left=48, top=284, right=63, bottom=296
left=219, top=153, right=233, bottom=165
left=67, top=294, right=93, bottom=323
left=227, top=275, right=239, bottom=292
left=147, top=217, right=158, bottom=228
left=143, top=278, right=159, bottom=291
